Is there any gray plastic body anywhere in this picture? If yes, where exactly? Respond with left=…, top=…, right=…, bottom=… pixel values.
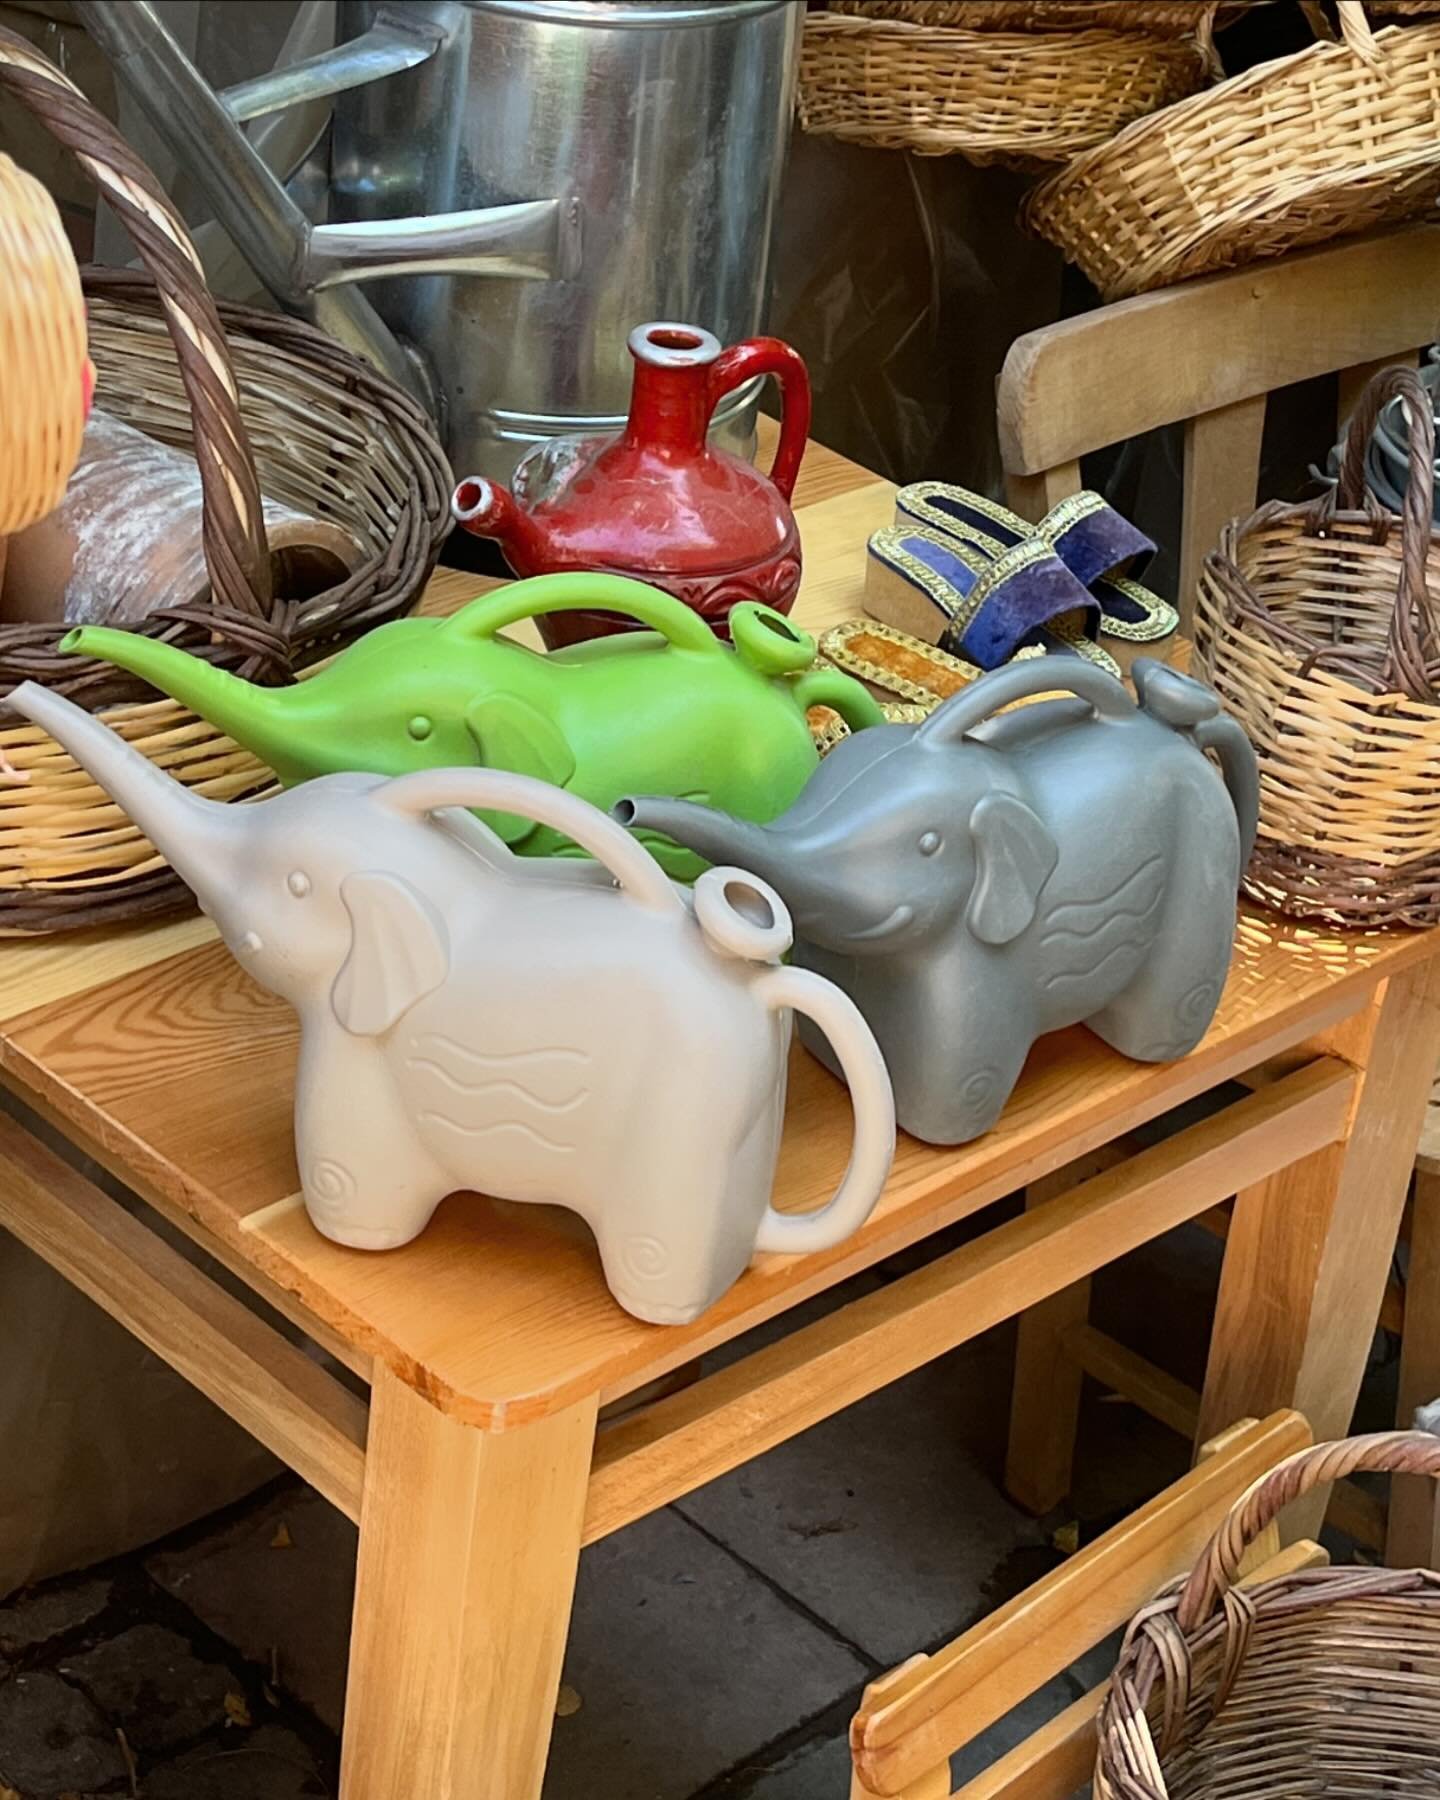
left=619, top=658, right=1259, bottom=1146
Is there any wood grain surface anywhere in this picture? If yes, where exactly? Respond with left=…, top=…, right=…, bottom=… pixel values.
left=0, top=438, right=1436, bottom=1426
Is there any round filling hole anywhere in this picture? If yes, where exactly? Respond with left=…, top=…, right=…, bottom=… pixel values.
left=723, top=879, right=775, bottom=931
left=648, top=327, right=705, bottom=352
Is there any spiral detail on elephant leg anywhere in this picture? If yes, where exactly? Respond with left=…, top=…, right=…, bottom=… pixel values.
left=621, top=1235, right=672, bottom=1284
left=306, top=1157, right=357, bottom=1221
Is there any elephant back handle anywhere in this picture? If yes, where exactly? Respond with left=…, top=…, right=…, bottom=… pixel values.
left=443, top=570, right=720, bottom=655
left=752, top=964, right=895, bottom=1257
left=379, top=766, right=683, bottom=915
left=918, top=654, right=1134, bottom=745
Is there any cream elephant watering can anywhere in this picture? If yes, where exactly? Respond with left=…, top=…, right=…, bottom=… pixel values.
left=9, top=683, right=895, bottom=1325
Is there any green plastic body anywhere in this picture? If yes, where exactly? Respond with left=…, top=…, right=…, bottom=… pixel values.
left=62, top=573, right=884, bottom=880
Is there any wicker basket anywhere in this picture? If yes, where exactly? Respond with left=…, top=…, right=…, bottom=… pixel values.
left=1192, top=366, right=1440, bottom=929
left=0, top=151, right=86, bottom=537
left=1096, top=1429, right=1440, bottom=1799
left=797, top=10, right=1211, bottom=166
left=827, top=1, right=1229, bottom=30
left=0, top=27, right=451, bottom=933
left=1024, top=3, right=1440, bottom=300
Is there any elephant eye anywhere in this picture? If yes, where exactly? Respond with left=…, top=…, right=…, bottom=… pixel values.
left=918, top=830, right=942, bottom=856
left=287, top=871, right=312, bottom=898
left=408, top=714, right=433, bottom=741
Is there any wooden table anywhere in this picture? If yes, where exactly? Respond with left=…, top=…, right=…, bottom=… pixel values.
left=0, top=440, right=1437, bottom=1800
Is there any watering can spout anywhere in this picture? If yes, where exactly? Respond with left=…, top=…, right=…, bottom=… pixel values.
left=451, top=475, right=552, bottom=572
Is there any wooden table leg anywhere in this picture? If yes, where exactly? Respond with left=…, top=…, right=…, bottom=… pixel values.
left=1004, top=1147, right=1128, bottom=1515
left=1196, top=961, right=1440, bottom=1539
left=340, top=1367, right=598, bottom=1800
left=1388, top=1161, right=1440, bottom=1569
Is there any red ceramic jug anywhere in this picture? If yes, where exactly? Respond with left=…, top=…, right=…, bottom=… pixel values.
left=451, top=321, right=811, bottom=648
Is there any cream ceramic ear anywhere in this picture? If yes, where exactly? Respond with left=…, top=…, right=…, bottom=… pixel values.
left=332, top=871, right=450, bottom=1036
left=965, top=791, right=1058, bottom=947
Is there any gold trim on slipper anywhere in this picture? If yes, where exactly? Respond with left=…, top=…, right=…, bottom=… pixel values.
left=1094, top=574, right=1179, bottom=644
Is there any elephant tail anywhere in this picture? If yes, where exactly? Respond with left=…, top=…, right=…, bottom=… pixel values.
left=1132, top=659, right=1259, bottom=872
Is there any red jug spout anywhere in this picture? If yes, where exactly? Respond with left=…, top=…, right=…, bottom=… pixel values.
left=451, top=475, right=551, bottom=572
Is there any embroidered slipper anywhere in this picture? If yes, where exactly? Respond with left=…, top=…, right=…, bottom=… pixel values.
left=865, top=521, right=1119, bottom=677
left=895, top=481, right=1178, bottom=653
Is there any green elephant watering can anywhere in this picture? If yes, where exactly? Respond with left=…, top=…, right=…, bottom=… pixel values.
left=61, top=572, right=883, bottom=879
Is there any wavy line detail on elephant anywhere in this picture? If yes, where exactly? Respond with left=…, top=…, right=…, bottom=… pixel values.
left=1038, top=856, right=1166, bottom=946
left=416, top=1111, right=582, bottom=1155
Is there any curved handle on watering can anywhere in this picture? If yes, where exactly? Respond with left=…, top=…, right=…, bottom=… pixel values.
left=707, top=337, right=812, bottom=502
left=378, top=765, right=684, bottom=917
left=752, top=963, right=895, bottom=1256
left=1175, top=1428, right=1440, bottom=1632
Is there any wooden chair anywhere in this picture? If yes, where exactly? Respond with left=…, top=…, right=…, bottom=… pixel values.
left=849, top=1411, right=1328, bottom=1800
left=997, top=224, right=1440, bottom=1563
left=997, top=222, right=1440, bottom=625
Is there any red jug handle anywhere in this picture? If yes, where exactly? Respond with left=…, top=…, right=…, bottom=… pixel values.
left=706, top=337, right=812, bottom=503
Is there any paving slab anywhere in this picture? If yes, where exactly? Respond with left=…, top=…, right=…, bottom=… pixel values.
left=676, top=1335, right=1045, bottom=1666
left=144, top=1725, right=328, bottom=1799
left=61, top=1622, right=239, bottom=1756
left=0, top=1579, right=111, bottom=1657
left=544, top=1507, right=869, bottom=1800
left=147, top=1487, right=355, bottom=1733
left=730, top=1728, right=854, bottom=1798
left=0, top=1669, right=129, bottom=1795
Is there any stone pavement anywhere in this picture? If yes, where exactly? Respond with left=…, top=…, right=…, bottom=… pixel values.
left=0, top=1215, right=1379, bottom=1799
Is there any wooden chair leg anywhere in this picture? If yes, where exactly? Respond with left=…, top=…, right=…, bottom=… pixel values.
left=1388, top=1164, right=1440, bottom=1568
left=340, top=1367, right=598, bottom=1800
left=1005, top=462, right=1083, bottom=523
left=1177, top=394, right=1265, bottom=634
left=1195, top=963, right=1440, bottom=1540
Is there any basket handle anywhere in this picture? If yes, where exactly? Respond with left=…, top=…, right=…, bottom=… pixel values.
left=1336, top=0, right=1384, bottom=64
left=1310, top=362, right=1440, bottom=701
left=0, top=23, right=273, bottom=621
left=1176, top=1429, right=1440, bottom=1631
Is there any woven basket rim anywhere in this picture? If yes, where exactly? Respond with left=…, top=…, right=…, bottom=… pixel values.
left=805, top=8, right=1205, bottom=44
left=1029, top=18, right=1438, bottom=199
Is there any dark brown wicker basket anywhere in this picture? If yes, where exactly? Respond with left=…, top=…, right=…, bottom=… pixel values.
left=1097, top=1430, right=1440, bottom=1799
left=0, top=24, right=451, bottom=930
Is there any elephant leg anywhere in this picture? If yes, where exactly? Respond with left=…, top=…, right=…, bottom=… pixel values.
left=295, top=1027, right=449, bottom=1251
left=1085, top=871, right=1236, bottom=1064
left=591, top=1114, right=771, bottom=1325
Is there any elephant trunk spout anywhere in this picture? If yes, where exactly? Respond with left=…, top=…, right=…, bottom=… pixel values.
left=614, top=796, right=777, bottom=876
left=61, top=626, right=307, bottom=785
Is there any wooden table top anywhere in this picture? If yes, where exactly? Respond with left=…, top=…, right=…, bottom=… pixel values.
left=0, top=434, right=1434, bottom=1428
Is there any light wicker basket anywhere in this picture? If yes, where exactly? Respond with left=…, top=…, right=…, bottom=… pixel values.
left=0, top=26, right=451, bottom=933
left=797, top=9, right=1211, bottom=167
left=827, top=1, right=1229, bottom=30
left=1025, top=3, right=1440, bottom=300
left=1192, top=365, right=1440, bottom=929
left=0, top=151, right=86, bottom=538
left=1096, top=1429, right=1440, bottom=1800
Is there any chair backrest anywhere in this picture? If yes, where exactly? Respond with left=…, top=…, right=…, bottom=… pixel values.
left=848, top=1409, right=1319, bottom=1800
left=996, top=224, right=1440, bottom=630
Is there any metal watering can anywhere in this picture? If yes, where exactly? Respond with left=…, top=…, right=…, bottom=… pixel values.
left=78, top=0, right=801, bottom=482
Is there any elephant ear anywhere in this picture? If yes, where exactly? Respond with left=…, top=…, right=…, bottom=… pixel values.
left=966, top=791, right=1058, bottom=947
left=464, top=694, right=577, bottom=844
left=333, top=871, right=450, bottom=1037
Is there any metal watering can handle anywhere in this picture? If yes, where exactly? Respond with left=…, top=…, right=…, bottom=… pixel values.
left=77, top=2, right=576, bottom=408
left=752, top=965, right=896, bottom=1257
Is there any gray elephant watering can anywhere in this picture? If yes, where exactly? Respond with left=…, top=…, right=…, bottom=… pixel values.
left=8, top=684, right=895, bottom=1325
left=619, top=658, right=1259, bottom=1146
